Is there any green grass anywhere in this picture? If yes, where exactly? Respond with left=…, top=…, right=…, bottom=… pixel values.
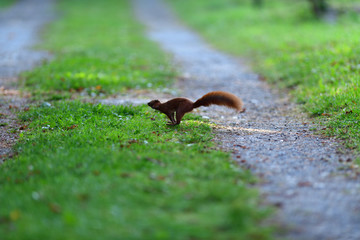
left=0, top=102, right=271, bottom=240
left=23, top=0, right=175, bottom=94
left=0, top=0, right=14, bottom=8
left=0, top=0, right=273, bottom=239
left=167, top=0, right=360, bottom=152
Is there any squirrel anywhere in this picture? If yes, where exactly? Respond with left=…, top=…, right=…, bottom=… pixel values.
left=148, top=91, right=245, bottom=125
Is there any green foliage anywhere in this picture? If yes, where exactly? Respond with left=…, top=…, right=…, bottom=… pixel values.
left=0, top=102, right=272, bottom=240
left=168, top=0, right=360, bottom=151
left=23, top=0, right=174, bottom=94
left=0, top=0, right=14, bottom=8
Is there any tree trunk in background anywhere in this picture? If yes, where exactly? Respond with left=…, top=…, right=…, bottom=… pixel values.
left=252, top=0, right=263, bottom=8
left=308, top=0, right=328, bottom=18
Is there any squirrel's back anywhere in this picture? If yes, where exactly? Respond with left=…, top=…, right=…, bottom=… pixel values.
left=193, top=91, right=243, bottom=111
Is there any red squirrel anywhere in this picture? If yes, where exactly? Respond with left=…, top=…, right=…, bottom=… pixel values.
left=148, top=91, right=245, bottom=125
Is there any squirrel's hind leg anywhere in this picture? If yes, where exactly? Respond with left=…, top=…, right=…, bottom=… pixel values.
left=175, top=110, right=186, bottom=125
left=175, top=104, right=194, bottom=125
left=165, top=112, right=176, bottom=124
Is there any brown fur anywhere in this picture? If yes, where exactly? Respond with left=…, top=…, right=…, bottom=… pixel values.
left=148, top=91, right=244, bottom=125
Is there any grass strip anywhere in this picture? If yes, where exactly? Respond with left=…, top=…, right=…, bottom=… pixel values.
left=0, top=0, right=14, bottom=8
left=23, top=0, right=175, bottom=95
left=0, top=102, right=271, bottom=239
left=167, top=0, right=360, bottom=152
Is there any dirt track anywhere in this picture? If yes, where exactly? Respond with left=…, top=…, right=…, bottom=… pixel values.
left=0, top=0, right=54, bottom=161
left=132, top=0, right=360, bottom=239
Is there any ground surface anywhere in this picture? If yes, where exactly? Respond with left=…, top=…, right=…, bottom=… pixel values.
left=0, top=0, right=54, bottom=161
left=132, top=0, right=360, bottom=239
left=1, top=0, right=360, bottom=238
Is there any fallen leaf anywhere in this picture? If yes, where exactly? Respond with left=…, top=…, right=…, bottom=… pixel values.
left=120, top=173, right=132, bottom=178
left=258, top=75, right=267, bottom=81
left=19, top=125, right=28, bottom=130
left=75, top=87, right=84, bottom=92
left=297, top=181, right=312, bottom=187
left=76, top=193, right=90, bottom=202
left=9, top=210, right=21, bottom=221
left=235, top=144, right=249, bottom=149
left=49, top=203, right=61, bottom=214
left=66, top=124, right=78, bottom=130
left=9, top=105, right=19, bottom=110
left=157, top=175, right=166, bottom=180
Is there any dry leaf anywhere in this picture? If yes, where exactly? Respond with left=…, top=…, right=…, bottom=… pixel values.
left=9, top=210, right=21, bottom=221
left=49, top=203, right=61, bottom=214
left=66, top=124, right=78, bottom=130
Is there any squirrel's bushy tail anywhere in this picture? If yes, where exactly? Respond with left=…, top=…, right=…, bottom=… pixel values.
left=193, top=91, right=243, bottom=111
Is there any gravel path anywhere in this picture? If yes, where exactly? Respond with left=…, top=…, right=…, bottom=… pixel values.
left=0, top=0, right=54, bottom=161
left=132, top=0, right=360, bottom=239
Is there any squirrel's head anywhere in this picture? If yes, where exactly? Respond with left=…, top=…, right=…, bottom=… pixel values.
left=147, top=100, right=161, bottom=109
